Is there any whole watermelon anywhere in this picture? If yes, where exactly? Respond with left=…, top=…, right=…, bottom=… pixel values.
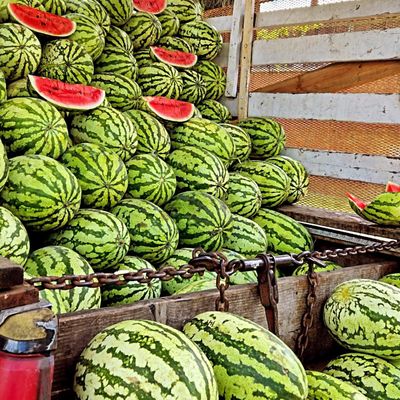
left=0, top=70, right=6, bottom=102
left=96, top=0, right=133, bottom=26
left=167, top=0, right=203, bottom=23
left=179, top=69, right=207, bottom=104
left=0, top=139, right=9, bottom=192
left=193, top=60, right=226, bottom=100
left=104, top=25, right=133, bottom=52
left=220, top=123, right=252, bottom=163
left=158, top=8, right=180, bottom=37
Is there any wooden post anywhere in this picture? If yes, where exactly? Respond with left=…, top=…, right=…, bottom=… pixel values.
left=237, top=0, right=255, bottom=119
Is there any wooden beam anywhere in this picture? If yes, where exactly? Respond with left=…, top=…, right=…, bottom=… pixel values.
left=254, top=61, right=400, bottom=93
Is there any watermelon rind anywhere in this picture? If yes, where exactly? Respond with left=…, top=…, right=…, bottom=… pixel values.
left=104, top=25, right=133, bottom=52
left=193, top=60, right=226, bottom=101
left=220, top=123, right=252, bottom=163
left=37, top=0, right=67, bottom=16
left=150, top=46, right=197, bottom=68
left=174, top=278, right=217, bottom=294
left=380, top=273, right=400, bottom=289
left=179, top=69, right=207, bottom=104
left=158, top=9, right=180, bottom=37
left=197, top=99, right=231, bottom=123
left=0, top=70, right=7, bottom=103
left=6, top=79, right=30, bottom=99
left=167, top=0, right=203, bottom=23
left=292, top=261, right=342, bottom=276
left=96, top=0, right=133, bottom=26
left=0, top=140, right=9, bottom=193
left=158, top=35, right=194, bottom=53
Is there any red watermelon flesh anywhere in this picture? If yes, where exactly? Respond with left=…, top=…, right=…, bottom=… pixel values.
left=386, top=182, right=400, bottom=193
left=29, top=75, right=105, bottom=110
left=144, top=96, right=195, bottom=122
left=150, top=46, right=197, bottom=68
left=133, top=0, right=167, bottom=14
left=8, top=3, right=76, bottom=37
left=346, top=193, right=367, bottom=210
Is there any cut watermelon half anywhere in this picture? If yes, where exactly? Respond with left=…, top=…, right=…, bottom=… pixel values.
left=143, top=96, right=195, bottom=122
left=132, top=0, right=167, bottom=14
left=346, top=192, right=367, bottom=210
left=28, top=75, right=105, bottom=110
left=8, top=3, right=76, bottom=37
left=150, top=46, right=197, bottom=68
left=386, top=181, right=400, bottom=193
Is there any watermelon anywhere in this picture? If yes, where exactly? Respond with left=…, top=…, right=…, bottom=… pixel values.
left=306, top=370, right=368, bottom=400
left=124, top=109, right=171, bottom=158
left=0, top=206, right=29, bottom=266
left=292, top=261, right=342, bottom=276
left=0, top=97, right=68, bottom=159
left=0, top=155, right=80, bottom=232
left=0, top=140, right=8, bottom=192
left=91, top=73, right=142, bottom=111
left=158, top=35, right=194, bottom=52
left=1, top=0, right=44, bottom=23
left=197, top=99, right=231, bottom=123
left=125, top=153, right=176, bottom=206
left=324, top=353, right=400, bottom=399
left=70, top=106, right=137, bottom=162
left=37, top=39, right=94, bottom=85
left=167, top=0, right=203, bottom=23
left=133, top=0, right=166, bottom=14
left=122, top=11, right=162, bottom=50
left=193, top=60, right=226, bottom=101
left=160, top=248, right=215, bottom=295
left=165, top=191, right=233, bottom=251
left=138, top=62, right=183, bottom=99
left=150, top=46, right=197, bottom=68
left=142, top=96, right=195, bottom=122
left=220, top=123, right=252, bottom=163
left=65, top=0, right=110, bottom=35
left=158, top=9, right=180, bottom=37
left=73, top=319, right=218, bottom=399
left=386, top=181, right=400, bottom=192
left=0, top=70, right=7, bottom=103
left=132, top=49, right=153, bottom=68
left=168, top=146, right=229, bottom=199
left=46, top=209, right=129, bottom=271
left=7, top=3, right=75, bottom=37
left=253, top=208, right=314, bottom=255
left=96, top=0, right=133, bottom=26
left=179, top=70, right=207, bottom=104
left=238, top=117, right=286, bottom=159
left=111, top=199, right=179, bottom=264
left=225, top=173, right=262, bottom=218
left=37, top=0, right=66, bottom=16
left=28, top=75, right=105, bottom=111
left=234, top=160, right=290, bottom=207
left=184, top=312, right=308, bottom=399
left=61, top=143, right=128, bottom=210
left=323, top=279, right=400, bottom=359
left=380, top=273, right=400, bottom=289
left=267, top=155, right=309, bottom=204
left=104, top=25, right=133, bottom=53
left=174, top=278, right=217, bottom=294
left=6, top=78, right=29, bottom=98
left=0, top=23, right=41, bottom=81
left=25, top=245, right=101, bottom=313
left=170, top=118, right=235, bottom=165
left=221, top=248, right=258, bottom=285
left=179, top=20, right=222, bottom=61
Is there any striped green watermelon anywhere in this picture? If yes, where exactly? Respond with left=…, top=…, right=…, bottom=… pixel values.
left=224, top=214, right=268, bottom=258
left=25, top=245, right=101, bottom=313
left=125, top=153, right=176, bottom=206
left=324, top=279, right=400, bottom=360
left=193, top=60, right=226, bottom=101
left=66, top=13, right=105, bottom=61
left=165, top=191, right=233, bottom=251
left=0, top=140, right=8, bottom=192
left=0, top=0, right=45, bottom=23
left=220, top=123, right=252, bottom=163
left=138, top=62, right=183, bottom=99
left=221, top=248, right=258, bottom=285
left=160, top=248, right=215, bottom=294
left=158, top=35, right=194, bottom=52
left=0, top=70, right=6, bottom=102
left=46, top=209, right=130, bottom=270
left=0, top=155, right=81, bottom=231
left=91, top=73, right=142, bottom=111
left=292, top=261, right=342, bottom=276
left=170, top=118, right=235, bottom=165
left=124, top=109, right=171, bottom=159
left=37, top=0, right=66, bottom=15
left=380, top=273, right=400, bottom=289
left=111, top=199, right=179, bottom=263
left=37, top=39, right=94, bottom=85
left=61, top=143, right=128, bottom=209
left=174, top=278, right=217, bottom=294
left=74, top=319, right=218, bottom=399
left=184, top=311, right=308, bottom=399
left=6, top=79, right=29, bottom=98
left=0, top=97, right=68, bottom=159
left=253, top=209, right=314, bottom=255
left=238, top=118, right=286, bottom=159
left=267, top=155, right=309, bottom=204
left=65, top=0, right=110, bottom=35
left=324, top=353, right=400, bottom=399
left=101, top=256, right=161, bottom=306
left=104, top=25, right=133, bottom=53
left=96, top=0, right=133, bottom=26
left=225, top=173, right=261, bottom=218
left=197, top=99, right=231, bottom=123
left=168, top=145, right=229, bottom=199
left=306, top=370, right=368, bottom=400
left=0, top=23, right=41, bottom=81
left=179, top=69, right=207, bottom=104
left=132, top=49, right=153, bottom=68
left=0, top=206, right=29, bottom=266
left=158, top=9, right=180, bottom=37
left=234, top=160, right=290, bottom=207
left=122, top=11, right=162, bottom=50
left=70, top=106, right=138, bottom=162
left=167, top=0, right=203, bottom=23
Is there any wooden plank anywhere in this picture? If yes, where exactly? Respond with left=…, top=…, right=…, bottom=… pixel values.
left=0, top=257, right=23, bottom=290
left=212, top=42, right=229, bottom=68
left=254, top=61, right=400, bottom=93
left=224, top=0, right=245, bottom=97
left=237, top=0, right=255, bottom=119
left=206, top=15, right=233, bottom=32
left=280, top=205, right=400, bottom=240
left=256, top=0, right=400, bottom=29
left=252, top=29, right=400, bottom=65
left=222, top=93, right=400, bottom=123
left=282, top=148, right=400, bottom=185
left=0, top=284, right=39, bottom=310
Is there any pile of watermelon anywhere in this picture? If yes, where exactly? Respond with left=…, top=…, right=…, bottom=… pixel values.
left=0, top=0, right=315, bottom=311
